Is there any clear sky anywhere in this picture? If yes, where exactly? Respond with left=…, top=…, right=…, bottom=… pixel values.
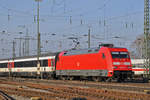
left=0, top=0, right=145, bottom=58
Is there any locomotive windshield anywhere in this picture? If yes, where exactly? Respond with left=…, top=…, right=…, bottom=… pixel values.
left=111, top=52, right=129, bottom=58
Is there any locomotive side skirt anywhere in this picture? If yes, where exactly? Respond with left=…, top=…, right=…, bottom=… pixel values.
left=56, top=69, right=108, bottom=76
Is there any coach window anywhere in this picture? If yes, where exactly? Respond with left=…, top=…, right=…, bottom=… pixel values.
left=88, top=50, right=92, bottom=52
left=41, top=60, right=48, bottom=67
left=95, top=49, right=99, bottom=52
left=24, top=61, right=28, bottom=67
left=26, top=61, right=33, bottom=67
left=33, top=61, right=37, bottom=67
left=23, top=61, right=26, bottom=67
left=16, top=62, right=20, bottom=67
left=29, top=61, right=33, bottom=67
left=0, top=63, right=7, bottom=68
left=102, top=53, right=105, bottom=59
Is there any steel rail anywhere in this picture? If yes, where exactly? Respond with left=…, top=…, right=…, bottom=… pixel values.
left=0, top=90, right=15, bottom=100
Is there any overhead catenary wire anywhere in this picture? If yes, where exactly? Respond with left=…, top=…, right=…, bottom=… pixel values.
left=0, top=0, right=145, bottom=59
left=0, top=4, right=34, bottom=16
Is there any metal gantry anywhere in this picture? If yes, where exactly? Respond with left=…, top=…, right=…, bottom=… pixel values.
left=144, top=0, right=150, bottom=78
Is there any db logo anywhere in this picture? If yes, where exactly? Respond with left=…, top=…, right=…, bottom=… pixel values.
left=77, top=62, right=80, bottom=67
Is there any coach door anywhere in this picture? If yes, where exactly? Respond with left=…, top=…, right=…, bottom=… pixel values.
left=7, top=62, right=14, bottom=76
left=48, top=59, right=55, bottom=71
left=8, top=62, right=14, bottom=69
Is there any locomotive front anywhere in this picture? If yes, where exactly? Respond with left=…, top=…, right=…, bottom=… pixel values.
left=110, top=48, right=133, bottom=81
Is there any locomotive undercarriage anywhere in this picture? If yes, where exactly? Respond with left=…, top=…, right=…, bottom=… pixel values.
left=56, top=70, right=134, bottom=82
left=90, top=71, right=133, bottom=82
left=113, top=71, right=133, bottom=82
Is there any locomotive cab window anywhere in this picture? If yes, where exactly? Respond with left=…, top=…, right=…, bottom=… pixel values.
left=111, top=52, right=129, bottom=58
left=120, top=52, right=129, bottom=58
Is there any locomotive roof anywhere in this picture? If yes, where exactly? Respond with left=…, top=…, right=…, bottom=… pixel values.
left=63, top=46, right=127, bottom=56
left=63, top=47, right=100, bottom=56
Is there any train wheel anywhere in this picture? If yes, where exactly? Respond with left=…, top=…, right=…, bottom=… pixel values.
left=117, top=78, right=124, bottom=82
left=68, top=77, right=74, bottom=80
left=105, top=78, right=112, bottom=82
left=43, top=73, right=47, bottom=79
left=143, top=78, right=149, bottom=83
left=92, top=76, right=101, bottom=82
left=60, top=76, right=67, bottom=80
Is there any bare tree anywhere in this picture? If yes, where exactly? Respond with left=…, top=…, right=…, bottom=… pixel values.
left=130, top=34, right=144, bottom=59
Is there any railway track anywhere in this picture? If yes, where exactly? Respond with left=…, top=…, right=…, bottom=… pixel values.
left=0, top=77, right=150, bottom=100
left=0, top=90, right=15, bottom=100
left=0, top=82, right=149, bottom=100
left=5, top=77, right=150, bottom=93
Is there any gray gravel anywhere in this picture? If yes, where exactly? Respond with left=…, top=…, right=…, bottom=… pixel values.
left=11, top=95, right=30, bottom=100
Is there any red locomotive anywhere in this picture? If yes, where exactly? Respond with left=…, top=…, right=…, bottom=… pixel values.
left=55, top=44, right=133, bottom=82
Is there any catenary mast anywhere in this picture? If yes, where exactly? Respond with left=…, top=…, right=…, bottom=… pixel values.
left=144, top=0, right=150, bottom=78
left=35, top=0, right=42, bottom=78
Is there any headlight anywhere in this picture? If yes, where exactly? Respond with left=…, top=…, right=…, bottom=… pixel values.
left=128, top=66, right=132, bottom=69
left=113, top=66, right=118, bottom=69
left=124, top=62, right=130, bottom=65
left=113, top=62, right=120, bottom=65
